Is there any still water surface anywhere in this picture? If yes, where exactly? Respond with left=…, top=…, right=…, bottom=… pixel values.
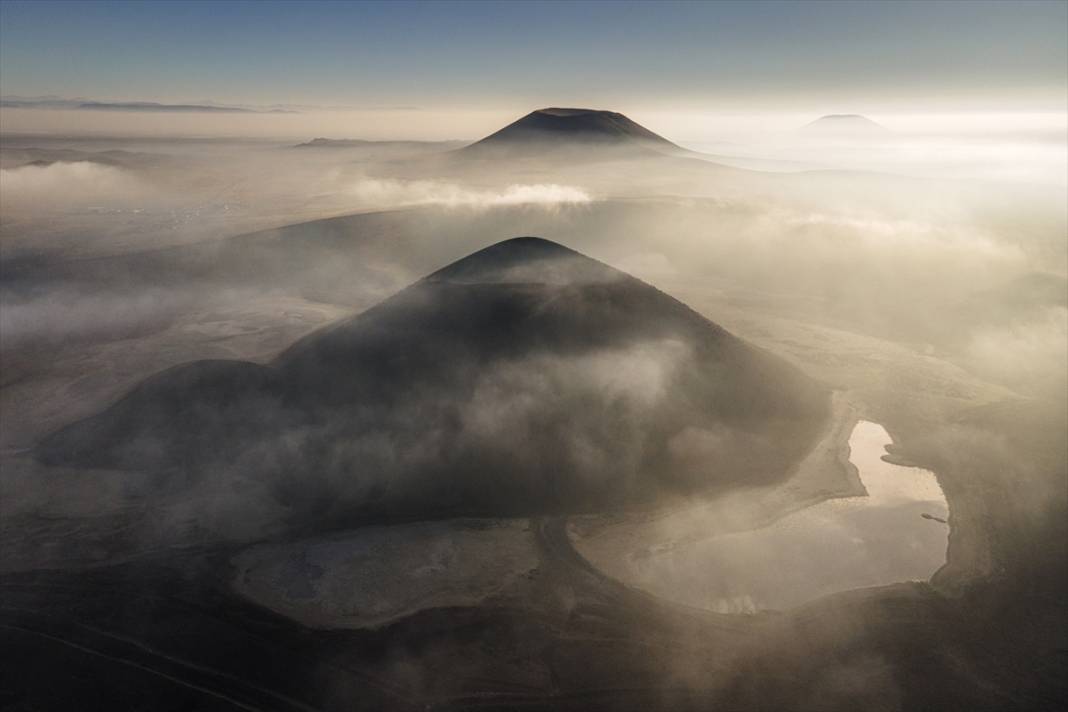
left=624, top=421, right=950, bottom=612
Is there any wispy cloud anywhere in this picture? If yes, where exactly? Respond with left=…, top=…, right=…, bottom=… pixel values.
left=346, top=178, right=591, bottom=209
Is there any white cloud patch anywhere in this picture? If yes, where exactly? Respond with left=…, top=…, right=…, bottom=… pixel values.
left=346, top=178, right=591, bottom=210
left=0, top=161, right=154, bottom=212
left=965, top=306, right=1068, bottom=391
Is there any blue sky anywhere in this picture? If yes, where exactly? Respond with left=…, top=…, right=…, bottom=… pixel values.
left=1, top=0, right=1066, bottom=111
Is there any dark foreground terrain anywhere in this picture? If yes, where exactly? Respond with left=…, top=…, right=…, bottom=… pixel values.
left=2, top=489, right=1065, bottom=712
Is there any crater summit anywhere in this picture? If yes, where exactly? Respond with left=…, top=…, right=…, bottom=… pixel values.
left=464, top=108, right=681, bottom=155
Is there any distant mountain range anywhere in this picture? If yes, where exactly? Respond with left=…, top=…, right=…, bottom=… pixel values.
left=0, top=96, right=297, bottom=113
left=293, top=137, right=466, bottom=150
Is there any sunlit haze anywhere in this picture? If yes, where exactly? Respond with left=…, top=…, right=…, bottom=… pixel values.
left=1, top=2, right=1065, bottom=711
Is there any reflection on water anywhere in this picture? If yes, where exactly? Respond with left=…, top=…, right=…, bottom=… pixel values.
left=627, top=421, right=949, bottom=613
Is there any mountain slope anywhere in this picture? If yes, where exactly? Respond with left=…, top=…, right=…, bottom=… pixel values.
left=37, top=237, right=829, bottom=526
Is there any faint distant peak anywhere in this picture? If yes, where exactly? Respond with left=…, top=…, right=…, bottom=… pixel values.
left=800, top=114, right=891, bottom=135
left=0, top=96, right=299, bottom=114
left=814, top=114, right=873, bottom=121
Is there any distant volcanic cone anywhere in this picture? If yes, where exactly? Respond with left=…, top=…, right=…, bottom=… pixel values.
left=799, top=114, right=891, bottom=138
left=462, top=107, right=683, bottom=156
left=38, top=238, right=829, bottom=526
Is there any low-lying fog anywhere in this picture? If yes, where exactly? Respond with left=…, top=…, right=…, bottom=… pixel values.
left=1, top=108, right=1065, bottom=566
left=685, top=129, right=1068, bottom=186
left=3, top=116, right=1064, bottom=401
left=1, top=104, right=1065, bottom=710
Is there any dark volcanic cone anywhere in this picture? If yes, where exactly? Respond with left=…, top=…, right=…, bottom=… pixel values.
left=461, top=107, right=682, bottom=158
left=38, top=238, right=829, bottom=526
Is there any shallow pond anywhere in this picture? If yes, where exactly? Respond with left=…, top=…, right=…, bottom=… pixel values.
left=611, top=420, right=950, bottom=613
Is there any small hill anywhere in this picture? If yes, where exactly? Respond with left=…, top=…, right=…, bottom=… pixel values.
left=37, top=237, right=828, bottom=527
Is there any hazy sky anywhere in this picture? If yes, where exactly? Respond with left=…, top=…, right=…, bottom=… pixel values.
left=1, top=0, right=1065, bottom=139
